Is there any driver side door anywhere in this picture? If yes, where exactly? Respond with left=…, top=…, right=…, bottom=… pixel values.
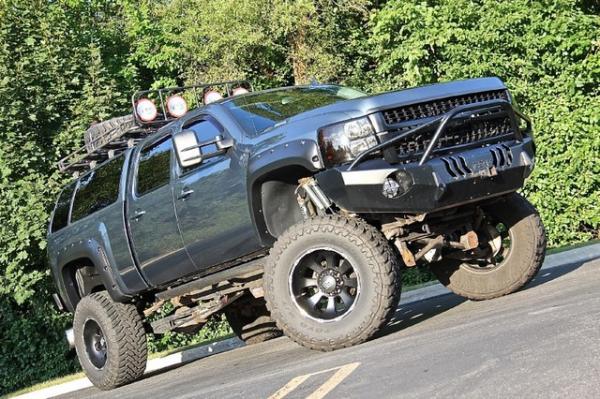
left=173, top=116, right=260, bottom=271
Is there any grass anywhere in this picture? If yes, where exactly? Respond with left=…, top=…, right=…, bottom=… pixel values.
left=147, top=333, right=235, bottom=360
left=403, top=279, right=439, bottom=292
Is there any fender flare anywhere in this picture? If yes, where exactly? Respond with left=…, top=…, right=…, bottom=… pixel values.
left=56, top=239, right=131, bottom=311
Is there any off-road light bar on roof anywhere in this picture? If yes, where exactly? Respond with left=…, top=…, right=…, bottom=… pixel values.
left=132, top=80, right=252, bottom=125
left=57, top=80, right=253, bottom=176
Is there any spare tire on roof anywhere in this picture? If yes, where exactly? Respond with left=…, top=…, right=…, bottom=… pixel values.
left=84, top=115, right=136, bottom=153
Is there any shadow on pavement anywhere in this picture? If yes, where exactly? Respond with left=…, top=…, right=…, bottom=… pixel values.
left=527, top=257, right=596, bottom=288
left=377, top=293, right=465, bottom=338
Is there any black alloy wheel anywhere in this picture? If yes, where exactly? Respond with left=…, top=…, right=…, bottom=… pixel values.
left=289, top=248, right=360, bottom=322
left=264, top=215, right=401, bottom=351
left=83, top=318, right=108, bottom=369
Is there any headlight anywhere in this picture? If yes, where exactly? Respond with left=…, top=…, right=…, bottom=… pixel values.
left=318, top=117, right=378, bottom=166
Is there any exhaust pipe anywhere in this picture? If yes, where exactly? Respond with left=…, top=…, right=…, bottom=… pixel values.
left=65, top=327, right=75, bottom=350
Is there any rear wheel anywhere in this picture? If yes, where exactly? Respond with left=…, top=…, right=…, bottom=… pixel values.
left=73, top=292, right=147, bottom=390
left=432, top=193, right=546, bottom=301
left=264, top=215, right=401, bottom=351
left=224, top=295, right=282, bottom=344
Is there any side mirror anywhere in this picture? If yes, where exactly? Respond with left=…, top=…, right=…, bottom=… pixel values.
left=173, top=130, right=234, bottom=169
left=173, top=129, right=202, bottom=168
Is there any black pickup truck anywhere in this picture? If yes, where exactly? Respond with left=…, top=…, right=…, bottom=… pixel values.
left=48, top=78, right=545, bottom=389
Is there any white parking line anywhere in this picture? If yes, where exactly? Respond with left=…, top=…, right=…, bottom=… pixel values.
left=268, top=362, right=360, bottom=399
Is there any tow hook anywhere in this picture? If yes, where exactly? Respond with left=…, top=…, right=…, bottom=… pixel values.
left=65, top=327, right=75, bottom=350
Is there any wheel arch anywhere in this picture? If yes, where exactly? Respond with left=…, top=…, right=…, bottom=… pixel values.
left=250, top=164, right=314, bottom=245
left=60, top=257, right=105, bottom=312
left=57, top=243, right=132, bottom=312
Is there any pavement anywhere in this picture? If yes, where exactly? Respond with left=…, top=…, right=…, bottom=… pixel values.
left=21, top=243, right=600, bottom=399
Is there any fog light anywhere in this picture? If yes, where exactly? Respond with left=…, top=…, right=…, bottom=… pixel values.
left=382, top=170, right=413, bottom=199
left=382, top=177, right=401, bottom=199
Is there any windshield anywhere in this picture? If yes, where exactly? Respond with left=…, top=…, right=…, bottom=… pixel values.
left=223, top=85, right=366, bottom=136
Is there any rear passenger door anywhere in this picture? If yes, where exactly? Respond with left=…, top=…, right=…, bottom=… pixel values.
left=126, top=135, right=197, bottom=286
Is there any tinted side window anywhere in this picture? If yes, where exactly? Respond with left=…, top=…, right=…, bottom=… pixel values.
left=51, top=183, right=76, bottom=232
left=71, top=156, right=125, bottom=222
left=181, top=119, right=222, bottom=174
left=136, top=138, right=172, bottom=196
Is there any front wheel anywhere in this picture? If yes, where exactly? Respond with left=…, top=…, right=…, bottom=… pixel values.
left=264, top=215, right=401, bottom=351
left=73, top=292, right=147, bottom=390
left=432, top=193, right=546, bottom=301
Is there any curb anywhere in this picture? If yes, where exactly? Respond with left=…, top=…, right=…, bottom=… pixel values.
left=12, top=243, right=600, bottom=399
left=11, top=337, right=245, bottom=399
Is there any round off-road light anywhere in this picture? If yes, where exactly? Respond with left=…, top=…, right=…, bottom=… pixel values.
left=136, top=98, right=158, bottom=122
left=203, top=90, right=223, bottom=104
left=166, top=95, right=188, bottom=118
left=232, top=87, right=249, bottom=96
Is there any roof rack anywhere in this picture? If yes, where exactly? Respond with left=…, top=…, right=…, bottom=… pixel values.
left=57, top=124, right=156, bottom=176
left=57, top=80, right=252, bottom=177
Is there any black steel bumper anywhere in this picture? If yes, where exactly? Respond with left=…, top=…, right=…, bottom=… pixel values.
left=316, top=137, right=535, bottom=214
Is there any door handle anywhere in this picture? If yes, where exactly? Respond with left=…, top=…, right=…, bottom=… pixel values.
left=178, top=188, right=194, bottom=200
left=130, top=209, right=146, bottom=221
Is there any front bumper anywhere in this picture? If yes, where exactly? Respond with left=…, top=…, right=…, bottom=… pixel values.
left=316, top=137, right=535, bottom=214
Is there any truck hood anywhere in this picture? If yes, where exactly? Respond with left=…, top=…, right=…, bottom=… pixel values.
left=285, top=77, right=507, bottom=126
left=248, top=77, right=507, bottom=156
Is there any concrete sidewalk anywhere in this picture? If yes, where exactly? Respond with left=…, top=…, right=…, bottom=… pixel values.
left=11, top=242, right=600, bottom=399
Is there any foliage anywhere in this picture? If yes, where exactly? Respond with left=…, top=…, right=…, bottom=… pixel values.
left=147, top=315, right=233, bottom=354
left=368, top=0, right=599, bottom=246
left=0, top=0, right=597, bottom=394
left=0, top=293, right=77, bottom=394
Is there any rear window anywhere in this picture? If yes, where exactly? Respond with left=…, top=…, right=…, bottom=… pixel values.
left=51, top=182, right=76, bottom=232
left=71, top=155, right=125, bottom=222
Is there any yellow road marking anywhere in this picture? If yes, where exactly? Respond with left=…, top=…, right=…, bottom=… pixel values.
left=268, top=374, right=311, bottom=399
left=268, top=362, right=360, bottom=399
left=306, top=362, right=360, bottom=399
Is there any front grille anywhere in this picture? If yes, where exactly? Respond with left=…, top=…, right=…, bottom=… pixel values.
left=379, top=89, right=515, bottom=162
left=395, top=117, right=512, bottom=157
left=382, top=90, right=509, bottom=125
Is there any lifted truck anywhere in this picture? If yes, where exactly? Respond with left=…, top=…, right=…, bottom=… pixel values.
left=48, top=78, right=546, bottom=390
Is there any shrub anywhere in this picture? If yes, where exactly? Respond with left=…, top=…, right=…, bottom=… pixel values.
left=368, top=0, right=599, bottom=247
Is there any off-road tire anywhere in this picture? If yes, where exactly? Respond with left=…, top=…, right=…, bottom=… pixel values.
left=84, top=115, right=135, bottom=153
left=224, top=295, right=282, bottom=344
left=432, top=193, right=546, bottom=301
left=73, top=291, right=147, bottom=390
left=264, top=215, right=401, bottom=351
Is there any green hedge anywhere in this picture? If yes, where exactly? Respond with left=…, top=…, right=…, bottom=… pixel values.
left=367, top=0, right=599, bottom=247
left=0, top=0, right=597, bottom=394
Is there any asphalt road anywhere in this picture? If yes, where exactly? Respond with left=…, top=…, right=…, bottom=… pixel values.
left=60, top=247, right=600, bottom=399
